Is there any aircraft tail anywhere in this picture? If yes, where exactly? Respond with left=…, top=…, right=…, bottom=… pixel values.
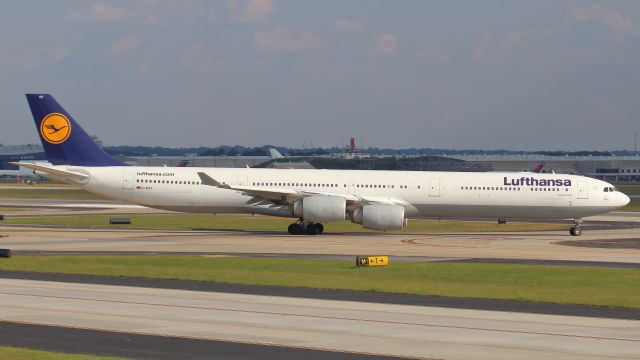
left=26, top=94, right=125, bottom=166
left=533, top=163, right=544, bottom=173
left=177, top=159, right=191, bottom=167
left=269, top=148, right=284, bottom=159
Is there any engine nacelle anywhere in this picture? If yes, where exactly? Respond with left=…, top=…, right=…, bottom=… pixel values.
left=352, top=204, right=406, bottom=231
left=293, top=195, right=346, bottom=222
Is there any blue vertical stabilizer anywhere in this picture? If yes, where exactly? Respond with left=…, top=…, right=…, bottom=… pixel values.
left=26, top=94, right=125, bottom=166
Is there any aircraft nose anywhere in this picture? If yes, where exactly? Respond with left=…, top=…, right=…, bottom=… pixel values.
left=621, top=193, right=631, bottom=207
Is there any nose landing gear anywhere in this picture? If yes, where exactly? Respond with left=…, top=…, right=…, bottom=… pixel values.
left=287, top=220, right=324, bottom=235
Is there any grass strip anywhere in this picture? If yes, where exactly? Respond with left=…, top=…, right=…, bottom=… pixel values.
left=3, top=214, right=566, bottom=233
left=0, top=345, right=126, bottom=360
left=622, top=198, right=640, bottom=211
left=1, top=256, right=639, bottom=309
left=0, top=188, right=104, bottom=200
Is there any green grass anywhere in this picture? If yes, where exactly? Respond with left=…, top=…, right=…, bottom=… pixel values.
left=0, top=188, right=104, bottom=200
left=1, top=256, right=639, bottom=309
left=3, top=214, right=566, bottom=233
left=0, top=346, right=126, bottom=360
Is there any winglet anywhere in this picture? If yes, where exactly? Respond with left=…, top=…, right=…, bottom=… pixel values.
left=197, top=172, right=231, bottom=189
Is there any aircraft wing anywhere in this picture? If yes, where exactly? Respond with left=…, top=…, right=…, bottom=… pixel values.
left=197, top=172, right=405, bottom=207
left=12, top=162, right=89, bottom=183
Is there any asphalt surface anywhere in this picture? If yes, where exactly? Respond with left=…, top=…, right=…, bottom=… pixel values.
left=0, top=321, right=407, bottom=360
left=558, top=238, right=640, bottom=249
left=1, top=270, right=637, bottom=320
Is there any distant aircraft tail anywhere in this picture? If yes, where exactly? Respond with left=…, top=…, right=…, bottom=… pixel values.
left=269, top=148, right=284, bottom=159
left=533, top=163, right=544, bottom=173
left=25, top=94, right=125, bottom=166
left=177, top=159, right=191, bottom=167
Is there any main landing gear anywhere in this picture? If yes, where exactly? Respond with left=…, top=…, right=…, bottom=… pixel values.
left=288, top=221, right=324, bottom=235
left=569, top=219, right=583, bottom=236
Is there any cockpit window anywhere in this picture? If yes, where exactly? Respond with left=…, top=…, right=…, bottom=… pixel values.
left=604, top=187, right=609, bottom=192
left=604, top=187, right=617, bottom=192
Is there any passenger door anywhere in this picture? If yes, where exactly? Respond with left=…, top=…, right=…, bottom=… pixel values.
left=429, top=179, right=440, bottom=197
left=122, top=169, right=134, bottom=190
left=348, top=179, right=357, bottom=194
left=576, top=182, right=588, bottom=199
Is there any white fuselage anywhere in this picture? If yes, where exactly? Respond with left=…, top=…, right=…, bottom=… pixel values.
left=67, top=166, right=630, bottom=221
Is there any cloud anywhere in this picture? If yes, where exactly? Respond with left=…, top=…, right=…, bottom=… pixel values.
left=409, top=49, right=452, bottom=64
left=370, top=33, right=398, bottom=55
left=332, top=20, right=364, bottom=33
left=471, top=29, right=498, bottom=64
left=112, top=35, right=143, bottom=57
left=89, top=2, right=133, bottom=23
left=50, top=46, right=70, bottom=63
left=180, top=42, right=225, bottom=73
left=228, top=0, right=272, bottom=24
left=569, top=4, right=636, bottom=39
left=68, top=2, right=163, bottom=26
left=254, top=28, right=321, bottom=53
left=502, top=28, right=551, bottom=48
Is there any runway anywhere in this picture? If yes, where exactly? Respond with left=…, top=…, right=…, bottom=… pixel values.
left=0, top=277, right=638, bottom=360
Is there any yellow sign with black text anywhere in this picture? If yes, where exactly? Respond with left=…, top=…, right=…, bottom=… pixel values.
left=356, top=256, right=389, bottom=267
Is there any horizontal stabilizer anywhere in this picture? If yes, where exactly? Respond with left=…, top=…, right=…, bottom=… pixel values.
left=13, top=162, right=89, bottom=183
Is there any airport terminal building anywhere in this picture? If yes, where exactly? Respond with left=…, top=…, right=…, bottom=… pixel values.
left=0, top=144, right=47, bottom=177
left=452, top=155, right=640, bottom=182
left=2, top=143, right=639, bottom=182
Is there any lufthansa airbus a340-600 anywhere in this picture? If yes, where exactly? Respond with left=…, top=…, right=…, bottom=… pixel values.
left=18, top=94, right=630, bottom=236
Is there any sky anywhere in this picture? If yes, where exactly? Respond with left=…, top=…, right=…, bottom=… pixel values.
left=1, top=0, right=639, bottom=151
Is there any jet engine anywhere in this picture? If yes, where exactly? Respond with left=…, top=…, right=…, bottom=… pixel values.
left=293, top=195, right=346, bottom=222
left=352, top=204, right=406, bottom=230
